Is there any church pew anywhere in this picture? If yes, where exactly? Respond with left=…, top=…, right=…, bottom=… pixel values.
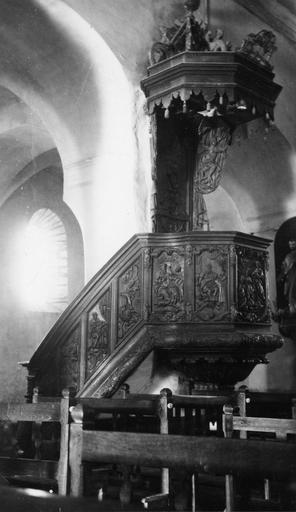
left=0, top=389, right=70, bottom=495
left=68, top=419, right=296, bottom=502
left=223, top=404, right=296, bottom=511
left=75, top=387, right=240, bottom=504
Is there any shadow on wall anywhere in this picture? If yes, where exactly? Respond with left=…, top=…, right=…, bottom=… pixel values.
left=223, top=120, right=295, bottom=236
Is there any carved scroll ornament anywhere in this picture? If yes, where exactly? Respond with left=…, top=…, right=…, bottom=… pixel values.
left=192, top=119, right=231, bottom=230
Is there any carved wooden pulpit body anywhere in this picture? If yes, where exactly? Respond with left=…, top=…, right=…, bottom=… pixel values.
left=27, top=3, right=283, bottom=397
left=27, top=232, right=282, bottom=398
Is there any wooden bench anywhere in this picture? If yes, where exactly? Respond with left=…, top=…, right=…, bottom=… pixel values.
left=223, top=404, right=296, bottom=511
left=0, top=389, right=70, bottom=495
left=68, top=388, right=268, bottom=510
left=68, top=406, right=296, bottom=510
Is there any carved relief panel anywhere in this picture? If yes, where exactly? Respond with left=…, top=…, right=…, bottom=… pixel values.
left=151, top=249, right=185, bottom=321
left=152, top=112, right=190, bottom=233
left=86, top=288, right=111, bottom=378
left=236, top=246, right=270, bottom=324
left=117, top=258, right=142, bottom=343
left=194, top=245, right=229, bottom=321
left=59, top=324, right=80, bottom=392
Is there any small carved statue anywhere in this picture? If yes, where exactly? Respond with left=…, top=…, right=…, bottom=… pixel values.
left=206, top=29, right=227, bottom=52
left=278, top=240, right=296, bottom=316
left=239, top=29, right=277, bottom=68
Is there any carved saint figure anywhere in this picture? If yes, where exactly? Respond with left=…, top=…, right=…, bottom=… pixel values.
left=197, top=263, right=225, bottom=304
left=87, top=309, right=109, bottom=375
left=155, top=262, right=183, bottom=309
left=279, top=240, right=296, bottom=315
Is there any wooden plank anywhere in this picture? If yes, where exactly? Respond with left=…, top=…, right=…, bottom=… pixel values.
left=172, top=394, right=232, bottom=407
left=0, top=402, right=61, bottom=423
left=248, top=391, right=296, bottom=405
left=233, top=0, right=296, bottom=44
left=233, top=416, right=296, bottom=434
left=77, top=430, right=296, bottom=477
left=78, top=397, right=156, bottom=414
left=0, top=457, right=58, bottom=481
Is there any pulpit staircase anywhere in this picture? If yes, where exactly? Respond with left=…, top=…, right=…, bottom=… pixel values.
left=26, top=231, right=281, bottom=401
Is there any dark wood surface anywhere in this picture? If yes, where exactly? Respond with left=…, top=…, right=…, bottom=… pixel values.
left=27, top=232, right=280, bottom=400
left=0, top=392, right=70, bottom=495
left=0, top=485, right=120, bottom=512
left=72, top=428, right=296, bottom=477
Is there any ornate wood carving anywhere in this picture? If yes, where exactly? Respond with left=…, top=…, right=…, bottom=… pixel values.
left=117, top=259, right=142, bottom=342
left=28, top=232, right=281, bottom=398
left=93, top=332, right=155, bottom=398
left=86, top=289, right=111, bottom=378
left=239, top=30, right=277, bottom=68
left=236, top=247, right=270, bottom=324
left=59, top=325, right=80, bottom=392
left=152, top=115, right=189, bottom=233
left=192, top=120, right=231, bottom=230
left=194, top=245, right=229, bottom=321
left=151, top=249, right=185, bottom=321
left=149, top=0, right=229, bottom=66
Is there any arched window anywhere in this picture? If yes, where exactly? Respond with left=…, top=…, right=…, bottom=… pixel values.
left=18, top=208, right=68, bottom=313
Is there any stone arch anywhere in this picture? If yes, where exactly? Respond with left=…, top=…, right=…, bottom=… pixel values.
left=0, top=0, right=140, bottom=279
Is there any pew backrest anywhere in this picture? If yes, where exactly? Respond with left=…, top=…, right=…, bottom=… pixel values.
left=0, top=389, right=70, bottom=495
left=223, top=404, right=296, bottom=440
left=68, top=416, right=296, bottom=496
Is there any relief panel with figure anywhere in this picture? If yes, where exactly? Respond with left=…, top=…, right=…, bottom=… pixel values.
left=117, top=259, right=142, bottom=343
left=194, top=245, right=229, bottom=321
left=59, top=324, right=80, bottom=392
left=236, top=247, right=270, bottom=324
left=86, top=288, right=111, bottom=378
left=151, top=249, right=185, bottom=321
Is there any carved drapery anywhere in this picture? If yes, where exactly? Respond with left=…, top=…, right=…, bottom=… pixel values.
left=192, top=119, right=231, bottom=230
left=86, top=289, right=111, bottom=378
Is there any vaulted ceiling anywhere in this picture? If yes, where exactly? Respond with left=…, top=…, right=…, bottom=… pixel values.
left=233, top=0, right=296, bottom=44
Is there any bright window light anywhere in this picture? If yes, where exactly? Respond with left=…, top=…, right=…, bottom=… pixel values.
left=17, top=209, right=68, bottom=312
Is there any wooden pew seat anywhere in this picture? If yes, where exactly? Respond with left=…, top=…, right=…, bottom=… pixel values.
left=0, top=389, right=70, bottom=495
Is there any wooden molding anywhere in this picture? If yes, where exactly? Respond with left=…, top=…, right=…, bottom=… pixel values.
left=233, top=0, right=296, bottom=44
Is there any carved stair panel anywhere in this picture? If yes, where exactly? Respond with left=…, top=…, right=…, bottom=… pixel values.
left=58, top=324, right=81, bottom=393
left=117, top=258, right=143, bottom=344
left=86, top=288, right=111, bottom=379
